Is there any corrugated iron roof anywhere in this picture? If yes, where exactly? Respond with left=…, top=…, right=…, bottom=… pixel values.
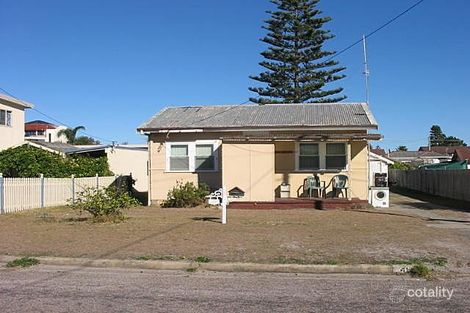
left=138, top=103, right=378, bottom=131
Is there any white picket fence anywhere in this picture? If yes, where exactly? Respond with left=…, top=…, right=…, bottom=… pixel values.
left=0, top=175, right=119, bottom=214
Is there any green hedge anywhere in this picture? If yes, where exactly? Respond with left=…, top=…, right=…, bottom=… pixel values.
left=0, top=145, right=113, bottom=178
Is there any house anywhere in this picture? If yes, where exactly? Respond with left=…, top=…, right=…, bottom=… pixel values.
left=418, top=146, right=463, bottom=156
left=25, top=120, right=67, bottom=143
left=370, top=148, right=386, bottom=157
left=138, top=103, right=382, bottom=204
left=368, top=151, right=394, bottom=186
left=452, top=147, right=470, bottom=169
left=24, top=141, right=149, bottom=194
left=388, top=150, right=451, bottom=164
left=0, top=93, right=34, bottom=150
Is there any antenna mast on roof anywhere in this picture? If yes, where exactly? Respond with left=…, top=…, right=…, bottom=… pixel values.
left=362, top=34, right=370, bottom=105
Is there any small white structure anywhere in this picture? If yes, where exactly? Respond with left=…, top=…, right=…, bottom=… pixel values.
left=368, top=152, right=394, bottom=186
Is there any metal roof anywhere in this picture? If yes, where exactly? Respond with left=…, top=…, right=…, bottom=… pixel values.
left=138, top=103, right=378, bottom=131
left=0, top=93, right=34, bottom=109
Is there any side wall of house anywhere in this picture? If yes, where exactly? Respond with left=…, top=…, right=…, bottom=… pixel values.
left=0, top=102, right=25, bottom=150
left=106, top=147, right=149, bottom=193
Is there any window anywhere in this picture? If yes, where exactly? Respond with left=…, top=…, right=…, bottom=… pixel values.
left=326, top=143, right=347, bottom=169
left=6, top=111, right=12, bottom=126
left=0, top=110, right=5, bottom=125
left=169, top=145, right=189, bottom=171
left=166, top=141, right=219, bottom=172
left=195, top=144, right=214, bottom=171
left=298, top=143, right=319, bottom=170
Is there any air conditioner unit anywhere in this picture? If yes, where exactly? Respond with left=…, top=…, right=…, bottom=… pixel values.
left=369, top=187, right=389, bottom=208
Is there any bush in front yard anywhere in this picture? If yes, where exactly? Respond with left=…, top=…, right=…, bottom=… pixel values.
left=69, top=187, right=141, bottom=221
left=162, top=182, right=210, bottom=208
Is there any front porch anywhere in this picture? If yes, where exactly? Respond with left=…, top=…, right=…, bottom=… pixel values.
left=228, top=197, right=368, bottom=210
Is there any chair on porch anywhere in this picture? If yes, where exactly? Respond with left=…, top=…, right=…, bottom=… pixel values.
left=325, top=175, right=349, bottom=199
left=303, top=175, right=324, bottom=198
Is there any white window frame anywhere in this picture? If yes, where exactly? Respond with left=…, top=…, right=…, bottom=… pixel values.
left=325, top=142, right=348, bottom=171
left=165, top=140, right=220, bottom=173
left=295, top=142, right=349, bottom=172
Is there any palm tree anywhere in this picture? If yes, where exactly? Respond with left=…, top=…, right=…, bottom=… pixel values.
left=57, top=126, right=86, bottom=144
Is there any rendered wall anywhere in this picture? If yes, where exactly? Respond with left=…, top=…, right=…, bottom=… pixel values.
left=0, top=102, right=26, bottom=150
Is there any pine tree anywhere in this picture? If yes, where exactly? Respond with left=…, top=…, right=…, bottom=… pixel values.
left=249, top=0, right=346, bottom=104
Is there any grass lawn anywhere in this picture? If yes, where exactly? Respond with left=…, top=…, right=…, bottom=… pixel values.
left=0, top=206, right=469, bottom=266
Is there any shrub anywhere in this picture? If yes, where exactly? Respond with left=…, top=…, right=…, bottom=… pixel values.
left=0, top=145, right=113, bottom=178
left=70, top=187, right=141, bottom=221
left=6, top=257, right=40, bottom=268
left=162, top=182, right=210, bottom=208
left=390, top=162, right=415, bottom=171
left=410, top=262, right=431, bottom=278
left=195, top=256, right=211, bottom=263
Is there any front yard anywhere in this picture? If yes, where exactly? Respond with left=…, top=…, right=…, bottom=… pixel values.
left=1, top=201, right=469, bottom=268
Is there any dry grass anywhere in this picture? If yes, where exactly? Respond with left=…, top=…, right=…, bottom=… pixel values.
left=0, top=206, right=469, bottom=265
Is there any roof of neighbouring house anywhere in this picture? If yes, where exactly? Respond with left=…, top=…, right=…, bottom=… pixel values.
left=0, top=93, right=34, bottom=109
left=388, top=151, right=450, bottom=159
left=138, top=103, right=378, bottom=131
left=25, top=120, right=58, bottom=131
left=418, top=146, right=464, bottom=155
left=25, top=141, right=147, bottom=155
left=371, top=148, right=386, bottom=156
left=452, top=147, right=470, bottom=161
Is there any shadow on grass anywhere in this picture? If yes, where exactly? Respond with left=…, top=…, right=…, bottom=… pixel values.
left=191, top=216, right=221, bottom=223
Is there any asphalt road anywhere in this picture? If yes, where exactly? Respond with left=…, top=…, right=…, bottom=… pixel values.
left=0, top=265, right=469, bottom=312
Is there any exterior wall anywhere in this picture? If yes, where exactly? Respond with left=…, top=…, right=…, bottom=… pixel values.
left=222, top=143, right=275, bottom=202
left=106, top=147, right=149, bottom=193
left=0, top=102, right=26, bottom=150
left=26, top=126, right=68, bottom=143
left=148, top=131, right=371, bottom=202
left=149, top=133, right=223, bottom=202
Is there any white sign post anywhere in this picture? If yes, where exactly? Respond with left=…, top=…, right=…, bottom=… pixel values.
left=207, top=187, right=228, bottom=224
left=221, top=186, right=227, bottom=224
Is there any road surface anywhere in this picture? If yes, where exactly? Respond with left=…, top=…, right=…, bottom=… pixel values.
left=0, top=265, right=469, bottom=312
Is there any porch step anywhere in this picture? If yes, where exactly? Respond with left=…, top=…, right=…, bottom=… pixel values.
left=228, top=198, right=367, bottom=210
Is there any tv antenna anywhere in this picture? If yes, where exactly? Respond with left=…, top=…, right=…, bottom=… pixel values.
left=362, top=34, right=370, bottom=104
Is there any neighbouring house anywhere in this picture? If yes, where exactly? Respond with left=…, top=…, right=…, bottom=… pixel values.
left=370, top=147, right=386, bottom=157
left=24, top=141, right=149, bottom=195
left=0, top=93, right=34, bottom=150
left=138, top=103, right=382, bottom=204
left=368, top=151, right=394, bottom=186
left=418, top=145, right=465, bottom=156
left=25, top=120, right=67, bottom=143
left=452, top=147, right=470, bottom=169
left=388, top=150, right=451, bottom=164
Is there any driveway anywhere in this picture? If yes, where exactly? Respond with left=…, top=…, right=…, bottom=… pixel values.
left=386, top=192, right=470, bottom=231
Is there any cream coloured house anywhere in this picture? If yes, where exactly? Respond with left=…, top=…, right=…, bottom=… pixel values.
left=138, top=103, right=382, bottom=205
left=0, top=94, right=33, bottom=150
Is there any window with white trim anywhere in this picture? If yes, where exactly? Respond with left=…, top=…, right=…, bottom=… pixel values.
left=169, top=145, right=189, bottom=171
left=0, top=110, right=12, bottom=126
left=325, top=143, right=347, bottom=170
left=166, top=141, right=219, bottom=172
left=298, top=143, right=320, bottom=170
left=195, top=144, right=215, bottom=171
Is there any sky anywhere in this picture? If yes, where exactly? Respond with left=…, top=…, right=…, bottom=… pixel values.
left=1, top=0, right=469, bottom=150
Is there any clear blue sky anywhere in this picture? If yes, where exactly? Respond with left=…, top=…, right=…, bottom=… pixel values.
left=1, top=0, right=469, bottom=149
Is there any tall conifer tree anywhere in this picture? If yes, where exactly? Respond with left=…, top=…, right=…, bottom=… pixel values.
left=250, top=0, right=346, bottom=104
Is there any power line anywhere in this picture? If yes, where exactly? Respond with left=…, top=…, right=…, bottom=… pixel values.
left=0, top=87, right=115, bottom=143
left=325, top=0, right=426, bottom=62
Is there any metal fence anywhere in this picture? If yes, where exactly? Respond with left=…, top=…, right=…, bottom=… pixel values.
left=389, top=169, right=470, bottom=202
left=0, top=174, right=121, bottom=214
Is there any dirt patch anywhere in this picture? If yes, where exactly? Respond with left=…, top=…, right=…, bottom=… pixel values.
left=0, top=206, right=469, bottom=266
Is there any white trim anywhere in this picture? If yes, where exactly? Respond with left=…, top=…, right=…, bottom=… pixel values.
left=295, top=141, right=349, bottom=172
left=165, top=140, right=220, bottom=173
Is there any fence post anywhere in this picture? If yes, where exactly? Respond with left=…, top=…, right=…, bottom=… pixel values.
left=71, top=175, right=75, bottom=204
left=40, top=174, right=45, bottom=208
left=0, top=173, right=4, bottom=214
left=96, top=173, right=99, bottom=189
